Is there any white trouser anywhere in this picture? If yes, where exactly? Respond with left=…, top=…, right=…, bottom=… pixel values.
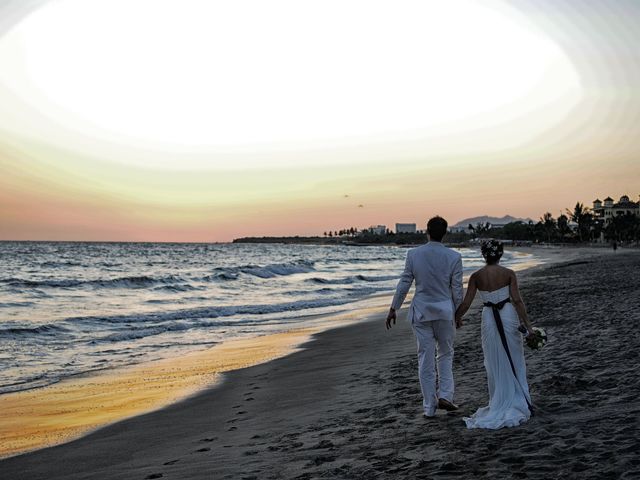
left=412, top=318, right=455, bottom=416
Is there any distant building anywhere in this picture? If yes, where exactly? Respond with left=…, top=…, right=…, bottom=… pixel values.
left=369, top=225, right=387, bottom=235
left=395, top=223, right=417, bottom=234
left=593, top=194, right=640, bottom=223
left=450, top=222, right=510, bottom=234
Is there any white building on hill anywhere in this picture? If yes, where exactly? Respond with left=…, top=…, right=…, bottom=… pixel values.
left=593, top=195, right=639, bottom=223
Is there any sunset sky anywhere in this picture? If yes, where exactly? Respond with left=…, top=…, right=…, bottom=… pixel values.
left=0, top=0, right=638, bottom=242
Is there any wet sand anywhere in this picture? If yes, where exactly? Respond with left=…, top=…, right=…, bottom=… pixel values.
left=0, top=304, right=395, bottom=459
left=0, top=329, right=318, bottom=458
left=2, top=247, right=638, bottom=479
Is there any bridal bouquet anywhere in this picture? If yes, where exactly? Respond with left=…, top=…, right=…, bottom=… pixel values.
left=525, top=327, right=547, bottom=350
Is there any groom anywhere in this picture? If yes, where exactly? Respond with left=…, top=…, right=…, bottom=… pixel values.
left=386, top=216, right=463, bottom=417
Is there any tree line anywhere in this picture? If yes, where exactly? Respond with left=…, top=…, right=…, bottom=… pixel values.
left=320, top=202, right=639, bottom=245
left=474, top=202, right=639, bottom=243
left=323, top=227, right=360, bottom=237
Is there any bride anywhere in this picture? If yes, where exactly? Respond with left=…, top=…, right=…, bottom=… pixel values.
left=455, top=240, right=536, bottom=429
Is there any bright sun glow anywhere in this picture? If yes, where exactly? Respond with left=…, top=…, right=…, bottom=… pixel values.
left=0, top=0, right=581, bottom=169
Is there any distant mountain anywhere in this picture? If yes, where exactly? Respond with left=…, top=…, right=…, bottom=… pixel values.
left=452, top=215, right=533, bottom=228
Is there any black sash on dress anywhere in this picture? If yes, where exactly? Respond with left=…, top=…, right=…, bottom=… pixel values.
left=484, top=298, right=534, bottom=415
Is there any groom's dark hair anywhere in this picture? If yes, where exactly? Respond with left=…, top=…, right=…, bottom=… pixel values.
left=427, top=216, right=448, bottom=242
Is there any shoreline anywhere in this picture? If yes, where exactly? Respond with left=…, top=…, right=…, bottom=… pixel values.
left=0, top=300, right=394, bottom=459
left=0, top=247, right=610, bottom=467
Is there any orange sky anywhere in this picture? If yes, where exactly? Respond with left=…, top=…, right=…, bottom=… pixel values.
left=0, top=0, right=638, bottom=242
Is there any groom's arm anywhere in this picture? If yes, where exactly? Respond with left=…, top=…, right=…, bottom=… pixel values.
left=390, top=252, right=414, bottom=311
left=387, top=251, right=414, bottom=329
left=451, top=255, right=463, bottom=310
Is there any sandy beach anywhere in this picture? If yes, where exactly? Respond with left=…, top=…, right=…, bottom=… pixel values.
left=1, top=247, right=639, bottom=479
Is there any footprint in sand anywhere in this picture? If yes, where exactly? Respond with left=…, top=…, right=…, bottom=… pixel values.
left=163, top=459, right=180, bottom=465
left=145, top=474, right=163, bottom=479
left=194, top=447, right=210, bottom=453
left=306, top=455, right=336, bottom=467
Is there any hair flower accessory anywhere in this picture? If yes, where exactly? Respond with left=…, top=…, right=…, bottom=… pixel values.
left=481, top=239, right=504, bottom=261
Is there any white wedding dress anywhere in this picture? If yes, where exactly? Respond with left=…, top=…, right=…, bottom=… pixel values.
left=464, top=285, right=532, bottom=429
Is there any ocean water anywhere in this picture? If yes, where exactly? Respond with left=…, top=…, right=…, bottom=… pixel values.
left=0, top=241, right=536, bottom=394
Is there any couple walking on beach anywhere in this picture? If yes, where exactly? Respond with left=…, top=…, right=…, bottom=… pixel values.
left=386, top=216, right=537, bottom=429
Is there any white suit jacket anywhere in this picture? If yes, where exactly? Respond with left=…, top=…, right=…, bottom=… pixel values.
left=391, top=241, right=463, bottom=323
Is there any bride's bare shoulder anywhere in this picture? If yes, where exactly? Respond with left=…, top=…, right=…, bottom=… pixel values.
left=471, top=266, right=486, bottom=279
left=502, top=266, right=519, bottom=282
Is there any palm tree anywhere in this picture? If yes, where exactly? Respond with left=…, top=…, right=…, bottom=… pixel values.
left=474, top=222, right=491, bottom=237
left=467, top=224, right=475, bottom=239
left=540, top=212, right=557, bottom=243
left=582, top=212, right=595, bottom=241
left=567, top=202, right=590, bottom=242
left=557, top=214, right=570, bottom=240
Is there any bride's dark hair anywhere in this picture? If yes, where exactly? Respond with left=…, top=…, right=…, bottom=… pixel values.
left=481, top=239, right=503, bottom=265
